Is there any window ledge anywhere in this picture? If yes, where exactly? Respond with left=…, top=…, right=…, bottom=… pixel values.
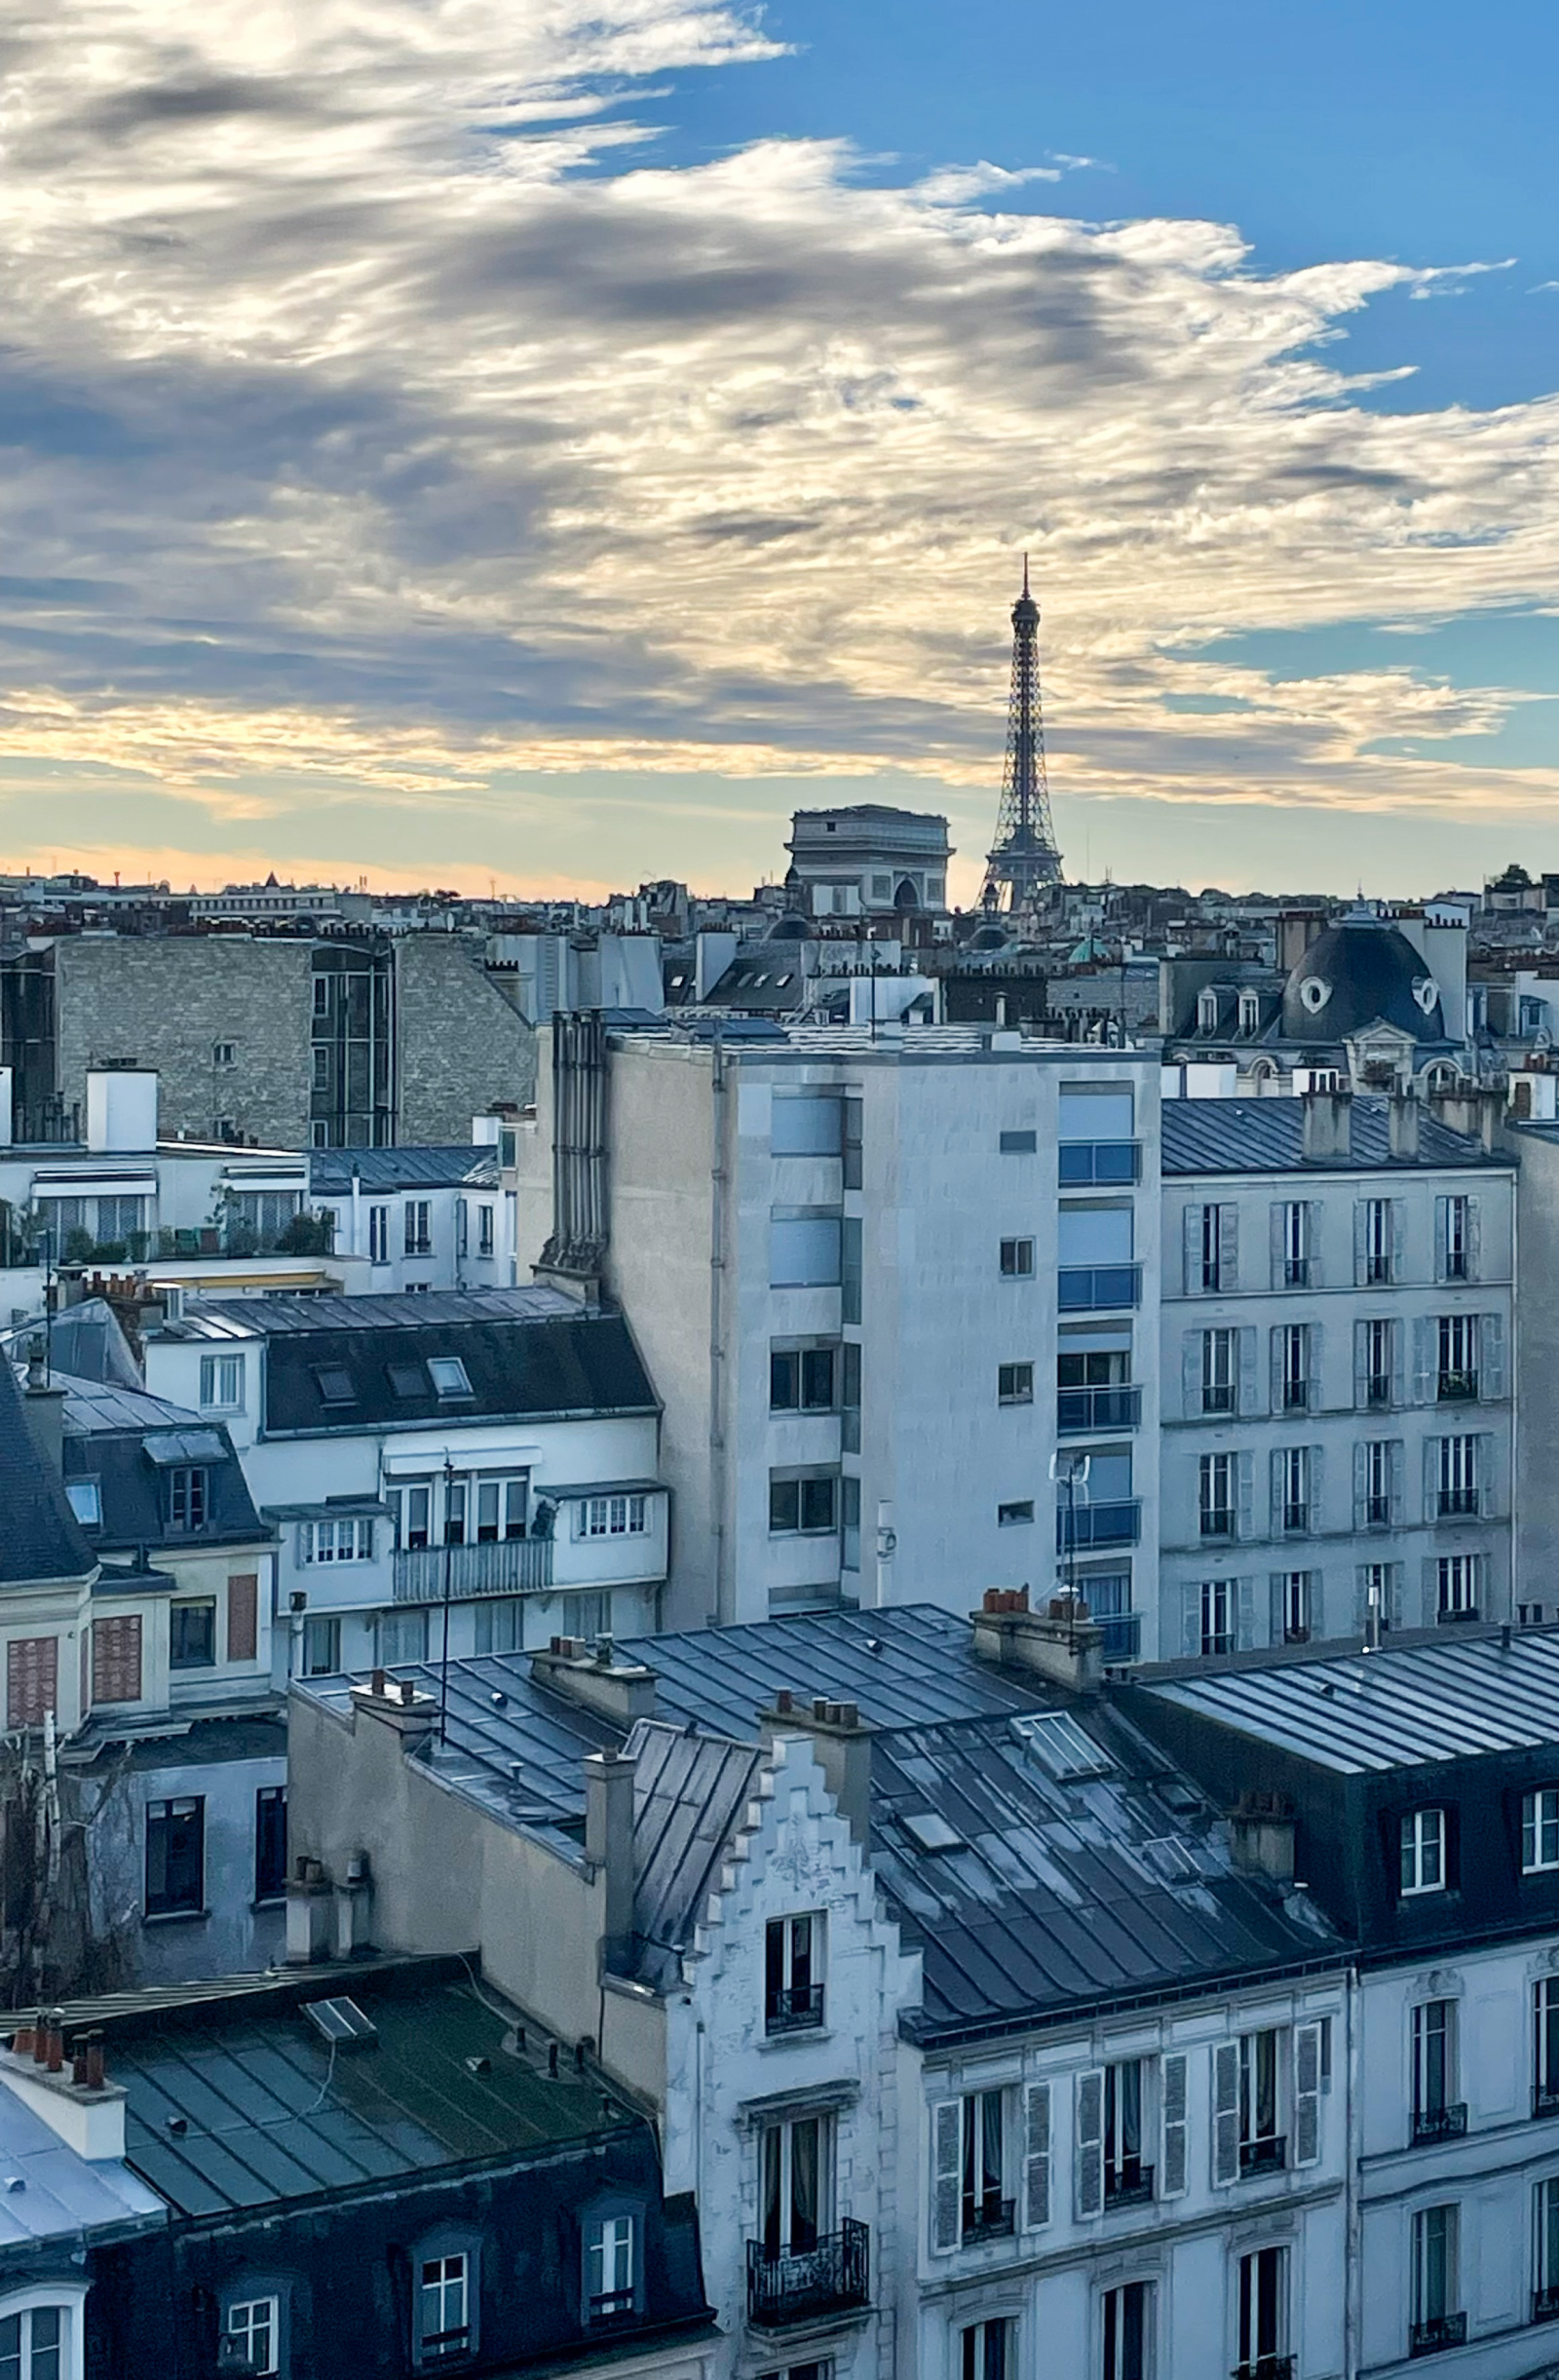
left=756, top=2027, right=836, bottom=2054
left=142, top=1907, right=210, bottom=1927
left=251, top=1895, right=287, bottom=1911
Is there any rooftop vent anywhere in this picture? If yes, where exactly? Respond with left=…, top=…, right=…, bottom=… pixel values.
left=301, top=1997, right=378, bottom=2050
left=901, top=1810, right=964, bottom=1854
left=1010, top=1711, right=1114, bottom=1781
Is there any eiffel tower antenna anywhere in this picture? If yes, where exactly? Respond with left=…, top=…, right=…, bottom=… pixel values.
left=981, top=557, right=1062, bottom=911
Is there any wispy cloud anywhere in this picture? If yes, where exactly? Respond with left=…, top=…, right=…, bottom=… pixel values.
left=0, top=0, right=1557, bottom=892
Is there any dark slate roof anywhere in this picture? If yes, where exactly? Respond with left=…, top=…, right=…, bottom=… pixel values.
left=1280, top=914, right=1445, bottom=1042
left=627, top=1720, right=764, bottom=1990
left=1140, top=1627, right=1559, bottom=1777
left=309, top=1145, right=499, bottom=1194
left=1161, top=1094, right=1500, bottom=1175
left=871, top=1707, right=1343, bottom=2042
left=59, top=1379, right=267, bottom=1555
left=0, top=1359, right=95, bottom=1586
left=155, top=1286, right=576, bottom=1339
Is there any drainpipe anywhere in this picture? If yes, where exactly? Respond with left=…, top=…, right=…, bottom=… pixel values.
left=708, top=1034, right=731, bottom=1622
left=1345, top=1963, right=1361, bottom=2380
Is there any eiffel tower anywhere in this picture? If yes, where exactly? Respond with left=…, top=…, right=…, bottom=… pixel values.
left=981, top=558, right=1062, bottom=910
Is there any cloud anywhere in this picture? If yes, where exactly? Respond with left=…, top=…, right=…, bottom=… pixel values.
left=0, top=0, right=1558, bottom=893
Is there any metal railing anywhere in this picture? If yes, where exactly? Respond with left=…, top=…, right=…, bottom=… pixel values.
left=1409, top=2313, right=1466, bottom=2357
left=1238, top=2133, right=1286, bottom=2178
left=960, top=2197, right=1015, bottom=2246
left=1057, top=1386, right=1141, bottom=1435
left=764, top=1983, right=824, bottom=2036
left=1104, top=2160, right=1155, bottom=2209
left=1437, top=1370, right=1479, bottom=1403
left=1534, top=2284, right=1559, bottom=2323
left=1411, top=2103, right=1467, bottom=2146
left=1057, top=1501, right=1141, bottom=1554
left=1534, top=2083, right=1559, bottom=2120
left=1233, top=2359, right=1295, bottom=2380
left=745, top=2218, right=869, bottom=2327
left=392, top=1539, right=553, bottom=1600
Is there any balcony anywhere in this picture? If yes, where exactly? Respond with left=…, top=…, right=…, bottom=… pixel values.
left=1058, top=1140, right=1141, bottom=1186
left=392, top=1539, right=553, bottom=1600
left=746, top=2219, right=869, bottom=2328
left=1437, top=1371, right=1479, bottom=1403
left=1097, top=1611, right=1142, bottom=1664
left=1057, top=1501, right=1141, bottom=1554
left=1410, top=2314, right=1466, bottom=2358
left=1436, top=1606, right=1480, bottom=1627
left=1234, top=2361, right=1295, bottom=2380
left=1282, top=1259, right=1311, bottom=1289
left=1057, top=1264, right=1141, bottom=1313
left=1104, top=2160, right=1155, bottom=2210
left=1367, top=1376, right=1393, bottom=1406
left=1057, top=1386, right=1141, bottom=1435
left=1534, top=2284, right=1559, bottom=2323
left=960, top=2197, right=1015, bottom=2246
left=1437, top=1490, right=1478, bottom=1518
left=1238, top=2134, right=1286, bottom=2178
left=765, top=1983, right=824, bottom=2036
left=1411, top=2103, right=1467, bottom=2146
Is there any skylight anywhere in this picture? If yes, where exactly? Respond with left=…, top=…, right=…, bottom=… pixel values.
left=902, top=1810, right=964, bottom=1854
left=312, top=1365, right=357, bottom=1406
left=1010, top=1711, right=1114, bottom=1781
left=387, top=1362, right=426, bottom=1399
left=66, top=1478, right=102, bottom=1527
left=302, top=1996, right=378, bottom=2048
left=428, top=1356, right=473, bottom=1400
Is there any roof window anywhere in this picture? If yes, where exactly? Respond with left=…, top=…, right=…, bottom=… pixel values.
left=313, top=1365, right=357, bottom=1406
left=387, top=1362, right=427, bottom=1400
left=66, top=1478, right=102, bottom=1527
left=1010, top=1710, right=1114, bottom=1781
left=428, top=1357, right=474, bottom=1400
left=901, top=1810, right=963, bottom=1853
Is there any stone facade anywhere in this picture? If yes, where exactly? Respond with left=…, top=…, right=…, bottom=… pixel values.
left=394, top=930, right=535, bottom=1139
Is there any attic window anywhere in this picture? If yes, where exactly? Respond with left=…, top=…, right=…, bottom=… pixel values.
left=313, top=1365, right=357, bottom=1406
left=901, top=1810, right=963, bottom=1854
left=428, top=1357, right=474, bottom=1400
left=388, top=1362, right=427, bottom=1400
left=1010, top=1711, right=1114, bottom=1781
left=302, top=1996, right=378, bottom=2048
left=66, top=1478, right=101, bottom=1527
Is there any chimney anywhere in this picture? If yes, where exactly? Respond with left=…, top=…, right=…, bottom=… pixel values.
left=970, top=1589, right=1105, bottom=1695
left=1428, top=1084, right=1507, bottom=1154
left=1300, top=1088, right=1352, bottom=1165
left=333, top=1849, right=373, bottom=1958
left=760, top=1696, right=873, bottom=1847
left=531, top=1638, right=657, bottom=1725
left=1387, top=1088, right=1420, bottom=1163
left=348, top=1672, right=437, bottom=1754
left=1228, top=1789, right=1297, bottom=1885
left=0, top=2033, right=127, bottom=2161
left=20, top=1345, right=66, bottom=1475
left=584, top=1751, right=636, bottom=1972
left=285, top=1856, right=335, bottom=1964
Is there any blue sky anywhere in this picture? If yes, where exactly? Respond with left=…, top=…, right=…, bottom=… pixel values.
left=2, top=0, right=1558, bottom=901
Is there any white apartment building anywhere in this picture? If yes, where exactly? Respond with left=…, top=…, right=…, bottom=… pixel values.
left=512, top=1019, right=1163, bottom=1642
left=307, top=1130, right=515, bottom=1292
left=141, top=1286, right=669, bottom=1676
left=1158, top=1088, right=1514, bottom=1660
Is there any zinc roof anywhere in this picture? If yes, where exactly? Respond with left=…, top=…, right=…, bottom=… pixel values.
left=1161, top=1094, right=1501, bottom=1175
left=308, top=1145, right=499, bottom=1195
left=0, top=2073, right=164, bottom=2246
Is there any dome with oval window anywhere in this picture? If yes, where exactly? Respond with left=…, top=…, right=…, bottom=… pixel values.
left=1279, top=911, right=1445, bottom=1044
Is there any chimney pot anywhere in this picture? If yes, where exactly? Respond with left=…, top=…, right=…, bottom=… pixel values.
left=776, top=1689, right=794, bottom=1714
left=370, top=1667, right=387, bottom=1697
left=813, top=1696, right=829, bottom=1720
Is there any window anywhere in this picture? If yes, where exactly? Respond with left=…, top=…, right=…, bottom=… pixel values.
left=368, top=1205, right=389, bottom=1265
left=960, top=2090, right=1010, bottom=2242
left=1537, top=2177, right=1559, bottom=2320
left=1435, top=1555, right=1479, bottom=1621
left=998, top=1362, right=1034, bottom=1406
left=226, top=2296, right=279, bottom=2376
left=1400, top=1808, right=1447, bottom=1897
left=1365, top=1318, right=1394, bottom=1406
left=472, top=1599, right=522, bottom=1655
left=585, top=2213, right=637, bottom=2321
left=388, top=1362, right=427, bottom=1401
left=1538, top=1980, right=1559, bottom=2116
left=1238, top=2029, right=1284, bottom=2174
left=1198, top=989, right=1219, bottom=1032
left=766, top=1914, right=823, bottom=2033
left=313, top=1043, right=330, bottom=1090
left=427, top=1356, right=473, bottom=1400
left=773, top=1095, right=843, bottom=1157
left=581, top=1493, right=648, bottom=1538
left=1000, top=1129, right=1037, bottom=1154
left=1238, top=991, right=1260, bottom=1035
left=302, top=1516, right=373, bottom=1564
left=999, top=1237, right=1035, bottom=1278
left=1436, top=1436, right=1478, bottom=1517
left=417, top=2253, right=470, bottom=2362
left=404, top=1201, right=433, bottom=1256
left=1279, top=1571, right=1312, bottom=1643
left=313, top=1364, right=356, bottom=1407
left=1278, top=1323, right=1309, bottom=1412
left=1201, top=1327, right=1236, bottom=1415
left=1412, top=2001, right=1463, bottom=2143
left=199, top=1353, right=244, bottom=1410
left=1361, top=1440, right=1394, bottom=1528
left=1364, top=1197, right=1394, bottom=1285
left=1277, top=1446, right=1311, bottom=1534
left=769, top=1476, right=838, bottom=1535
left=145, top=1796, right=204, bottom=1917
left=65, top=1478, right=100, bottom=1528
left=1526, top=1792, right=1559, bottom=1875
left=255, top=1787, right=287, bottom=1902
left=1442, top=1195, right=1470, bottom=1282
left=1411, top=2206, right=1463, bottom=2352
left=1236, top=2246, right=1289, bottom=2380
left=1199, top=1451, right=1235, bottom=1539
left=1199, top=1578, right=1234, bottom=1659
left=166, top=1467, right=209, bottom=1531
left=770, top=1347, right=837, bottom=1412
left=0, top=2309, right=65, bottom=2380
left=378, top=1610, right=429, bottom=1665
left=1104, top=2060, right=1150, bottom=2206
left=998, top=1500, right=1034, bottom=1526
left=392, top=1483, right=432, bottom=1550
left=302, top=1615, right=341, bottom=1676
left=1101, top=2282, right=1152, bottom=2380
left=1278, top=1201, right=1311, bottom=1288
left=770, top=1213, right=842, bottom=1288
left=1437, top=1314, right=1477, bottom=1401
left=477, top=1205, right=494, bottom=1257
left=762, top=2112, right=832, bottom=2257
left=313, top=974, right=329, bottom=1016
left=961, top=2321, right=1013, bottom=2380
left=170, top=1599, right=216, bottom=1670
left=455, top=1199, right=469, bottom=1258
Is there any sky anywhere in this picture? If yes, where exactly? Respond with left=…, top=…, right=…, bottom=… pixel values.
left=4, top=0, right=1559, bottom=903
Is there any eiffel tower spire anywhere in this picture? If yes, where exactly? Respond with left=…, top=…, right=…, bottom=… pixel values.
left=981, top=557, right=1062, bottom=910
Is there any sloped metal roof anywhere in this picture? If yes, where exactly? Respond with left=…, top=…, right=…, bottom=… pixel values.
left=0, top=2077, right=165, bottom=2247
left=626, top=1720, right=763, bottom=1989
left=309, top=1146, right=500, bottom=1194
left=0, top=1355, right=95, bottom=1586
left=1161, top=1094, right=1502, bottom=1176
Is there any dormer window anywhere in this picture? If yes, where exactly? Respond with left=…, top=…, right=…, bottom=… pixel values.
left=584, top=2209, right=641, bottom=2322
left=1238, top=993, right=1260, bottom=1035
left=224, top=2293, right=280, bottom=2375
left=1198, top=990, right=1219, bottom=1032
left=416, top=2253, right=471, bottom=2365
left=1400, top=1808, right=1448, bottom=1897
left=167, top=1467, right=209, bottom=1532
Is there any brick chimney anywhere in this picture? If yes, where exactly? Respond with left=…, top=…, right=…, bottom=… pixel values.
left=0, top=2030, right=126, bottom=2160
left=1300, top=1088, right=1352, bottom=1164
left=285, top=1855, right=335, bottom=1964
left=970, top=1589, right=1104, bottom=1695
left=584, top=1750, right=637, bottom=1973
left=532, top=1637, right=657, bottom=1724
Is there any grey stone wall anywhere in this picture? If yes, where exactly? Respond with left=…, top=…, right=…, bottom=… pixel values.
left=396, top=931, right=536, bottom=1140
left=55, top=937, right=315, bottom=1146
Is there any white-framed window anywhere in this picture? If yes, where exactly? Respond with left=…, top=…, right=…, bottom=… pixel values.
left=1442, top=1195, right=1471, bottom=1282
left=1199, top=1452, right=1235, bottom=1539
left=1199, top=1578, right=1233, bottom=1659
left=1364, top=1317, right=1394, bottom=1405
left=1198, top=989, right=1219, bottom=1032
left=477, top=1204, right=495, bottom=1257
left=1278, top=1201, right=1311, bottom=1288
left=585, top=2213, right=637, bottom=2320
left=428, top=1357, right=473, bottom=1401
left=961, top=2319, right=1015, bottom=2380
left=766, top=1914, right=823, bottom=2034
left=761, top=2110, right=835, bottom=2256
left=1436, top=1436, right=1478, bottom=1517
left=998, top=1362, right=1034, bottom=1405
left=1278, top=1323, right=1309, bottom=1412
left=199, top=1353, right=245, bottom=1410
left=1236, top=2246, right=1289, bottom=2378
left=1412, top=1999, right=1459, bottom=2139
left=301, top=1516, right=373, bottom=1565
left=580, top=1494, right=649, bottom=1539
left=1277, top=1445, right=1311, bottom=1534
left=1364, top=1198, right=1394, bottom=1285
left=225, top=2296, right=280, bottom=2377
left=1400, top=1808, right=1447, bottom=1897
left=999, top=1237, right=1035, bottom=1278
left=1436, top=1555, right=1479, bottom=1620
left=1279, top=1571, right=1312, bottom=1643
left=404, top=1200, right=433, bottom=1257
left=1101, top=2282, right=1152, bottom=2380
left=1437, top=1312, right=1478, bottom=1401
left=1411, top=2204, right=1461, bottom=2345
left=1537, top=2176, right=1559, bottom=2315
left=213, top=1040, right=237, bottom=1068
left=368, top=1205, right=389, bottom=1265
left=957, top=2090, right=1008, bottom=2243
left=1538, top=1980, right=1559, bottom=2111
left=0, top=2304, right=65, bottom=2380
left=1237, top=991, right=1260, bottom=1035
left=1201, top=1327, right=1236, bottom=1415
left=302, top=1615, right=340, bottom=1676
left=417, top=2252, right=470, bottom=2362
left=1524, top=1790, right=1559, bottom=1875
left=1238, top=2027, right=1282, bottom=2169
left=455, top=1199, right=469, bottom=1258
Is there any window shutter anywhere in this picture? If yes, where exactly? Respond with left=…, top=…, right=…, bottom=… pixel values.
left=1160, top=2053, right=1189, bottom=2200
left=1238, top=1325, right=1259, bottom=1417
left=1353, top=1200, right=1368, bottom=1286
left=1411, top=1317, right=1434, bottom=1404
left=1353, top=1322, right=1369, bottom=1410
left=1391, top=1318, right=1406, bottom=1407
left=1306, top=1202, right=1322, bottom=1288
left=1293, top=2023, right=1322, bottom=2167
left=1236, top=1451, right=1253, bottom=1540
left=227, top=1574, right=258, bottom=1664
left=1388, top=1564, right=1404, bottom=1630
left=1388, top=1440, right=1405, bottom=1525
left=1309, top=1445, right=1325, bottom=1533
left=1236, top=1576, right=1257, bottom=1651
left=1353, top=1565, right=1372, bottom=1633
left=1269, top=1572, right=1288, bottom=1643
left=1269, top=1327, right=1285, bottom=1414
left=1269, top=1202, right=1284, bottom=1289
left=1466, top=1197, right=1482, bottom=1280
left=1183, top=1206, right=1202, bottom=1294
left=1218, top=1204, right=1238, bottom=1289
left=1308, top=1322, right=1324, bottom=1412
left=1183, top=1332, right=1203, bottom=1418
left=1391, top=1200, right=1406, bottom=1279
left=1352, top=1442, right=1369, bottom=1529
left=1434, top=1196, right=1449, bottom=1282
left=1423, top=1437, right=1440, bottom=1523
left=1477, top=1432, right=1494, bottom=1518
left=6, top=1636, right=57, bottom=1728
left=1181, top=1581, right=1203, bottom=1659
left=1269, top=1447, right=1285, bottom=1532
left=932, top=2100, right=962, bottom=2252
left=1021, top=2082, right=1051, bottom=2230
left=1481, top=1313, right=1506, bottom=1400
left=1074, top=2069, right=1104, bottom=2219
left=1421, top=1555, right=1437, bottom=1626
left=92, top=1615, right=142, bottom=1705
left=1212, top=2042, right=1240, bottom=2186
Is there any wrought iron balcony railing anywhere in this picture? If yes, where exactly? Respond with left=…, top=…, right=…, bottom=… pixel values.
left=1409, top=2313, right=1466, bottom=2357
left=745, top=2218, right=869, bottom=2328
left=1238, top=2133, right=1286, bottom=2178
left=960, top=2197, right=1015, bottom=2246
left=764, top=1983, right=824, bottom=2036
left=1411, top=2103, right=1467, bottom=2146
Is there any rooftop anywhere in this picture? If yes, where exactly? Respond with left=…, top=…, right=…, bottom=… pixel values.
left=1160, top=1094, right=1501, bottom=1174
left=153, top=1286, right=576, bottom=1340
left=0, top=2078, right=164, bottom=2248
left=0, top=1357, right=95, bottom=1587
left=308, top=1145, right=500, bottom=1195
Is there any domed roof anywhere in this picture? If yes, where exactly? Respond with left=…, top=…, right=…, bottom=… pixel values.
left=1280, top=911, right=1444, bottom=1043
left=970, top=923, right=1009, bottom=951
left=767, top=912, right=812, bottom=941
